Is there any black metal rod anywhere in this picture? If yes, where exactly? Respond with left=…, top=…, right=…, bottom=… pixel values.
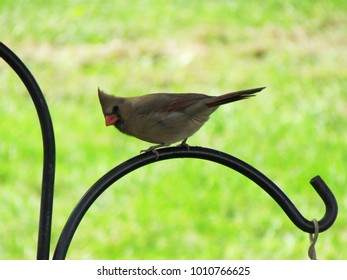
left=53, top=146, right=338, bottom=259
left=0, top=42, right=56, bottom=260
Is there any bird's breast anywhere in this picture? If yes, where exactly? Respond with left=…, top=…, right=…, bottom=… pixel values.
left=122, top=111, right=206, bottom=145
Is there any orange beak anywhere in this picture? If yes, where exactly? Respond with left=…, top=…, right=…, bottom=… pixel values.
left=105, top=115, right=118, bottom=126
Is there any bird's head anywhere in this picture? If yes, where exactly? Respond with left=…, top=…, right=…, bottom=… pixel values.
left=98, top=88, right=126, bottom=126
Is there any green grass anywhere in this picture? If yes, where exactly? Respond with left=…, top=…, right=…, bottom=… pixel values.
left=0, top=0, right=346, bottom=259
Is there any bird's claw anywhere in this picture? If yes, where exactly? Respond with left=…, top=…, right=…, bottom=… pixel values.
left=177, top=142, right=190, bottom=151
left=177, top=138, right=190, bottom=151
left=140, top=146, right=161, bottom=159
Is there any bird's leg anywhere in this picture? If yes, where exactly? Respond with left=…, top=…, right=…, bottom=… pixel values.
left=177, top=138, right=190, bottom=151
left=140, top=144, right=166, bottom=159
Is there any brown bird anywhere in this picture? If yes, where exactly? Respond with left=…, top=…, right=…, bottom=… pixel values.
left=98, top=86, right=265, bottom=154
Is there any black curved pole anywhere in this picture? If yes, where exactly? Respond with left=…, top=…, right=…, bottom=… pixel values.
left=53, top=146, right=338, bottom=259
left=0, top=42, right=56, bottom=260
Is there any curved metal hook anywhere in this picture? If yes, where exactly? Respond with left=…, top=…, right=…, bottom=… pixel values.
left=53, top=146, right=338, bottom=259
left=0, top=42, right=56, bottom=260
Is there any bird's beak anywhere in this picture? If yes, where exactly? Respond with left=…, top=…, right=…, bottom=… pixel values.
left=105, top=114, right=118, bottom=126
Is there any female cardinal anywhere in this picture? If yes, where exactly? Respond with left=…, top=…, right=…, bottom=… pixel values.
left=98, top=86, right=265, bottom=153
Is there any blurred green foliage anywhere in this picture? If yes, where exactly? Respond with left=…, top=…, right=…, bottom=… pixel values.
left=0, top=0, right=346, bottom=259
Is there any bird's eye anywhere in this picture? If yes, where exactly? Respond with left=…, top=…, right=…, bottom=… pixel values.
left=112, top=105, right=119, bottom=114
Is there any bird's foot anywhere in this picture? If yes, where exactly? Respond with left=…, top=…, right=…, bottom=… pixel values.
left=177, top=138, right=190, bottom=151
left=140, top=144, right=164, bottom=159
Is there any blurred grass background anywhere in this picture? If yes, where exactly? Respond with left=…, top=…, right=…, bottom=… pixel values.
left=0, top=0, right=346, bottom=259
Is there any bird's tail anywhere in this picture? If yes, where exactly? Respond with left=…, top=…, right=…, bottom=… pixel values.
left=206, top=86, right=266, bottom=107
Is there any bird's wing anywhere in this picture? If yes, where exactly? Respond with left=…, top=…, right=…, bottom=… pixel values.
left=166, top=93, right=210, bottom=112
left=130, top=93, right=211, bottom=115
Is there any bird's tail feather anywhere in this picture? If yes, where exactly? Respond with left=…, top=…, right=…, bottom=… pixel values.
left=206, top=86, right=266, bottom=107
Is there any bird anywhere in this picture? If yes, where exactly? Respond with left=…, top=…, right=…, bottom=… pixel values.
left=98, top=86, right=265, bottom=155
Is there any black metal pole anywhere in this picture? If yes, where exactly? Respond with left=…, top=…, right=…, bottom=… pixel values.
left=53, top=146, right=337, bottom=259
left=0, top=42, right=56, bottom=260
